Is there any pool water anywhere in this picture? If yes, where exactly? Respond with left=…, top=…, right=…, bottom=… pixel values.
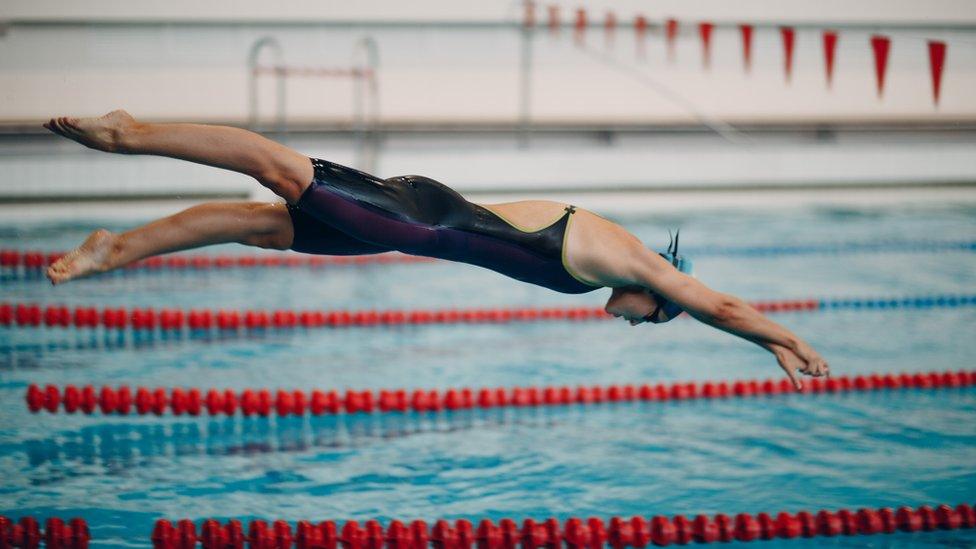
left=1, top=204, right=975, bottom=548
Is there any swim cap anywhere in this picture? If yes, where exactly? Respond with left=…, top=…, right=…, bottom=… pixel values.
left=644, top=230, right=694, bottom=323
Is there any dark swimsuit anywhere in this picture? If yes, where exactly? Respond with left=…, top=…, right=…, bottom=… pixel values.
left=287, top=158, right=602, bottom=294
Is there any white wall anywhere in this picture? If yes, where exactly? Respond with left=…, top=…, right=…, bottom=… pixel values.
left=3, top=0, right=975, bottom=205
left=4, top=133, right=976, bottom=203
left=4, top=0, right=976, bottom=25
left=1, top=1, right=975, bottom=126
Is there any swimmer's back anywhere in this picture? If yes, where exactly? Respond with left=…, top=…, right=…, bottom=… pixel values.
left=479, top=200, right=641, bottom=287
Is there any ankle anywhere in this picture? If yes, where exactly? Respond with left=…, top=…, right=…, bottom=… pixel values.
left=115, top=121, right=146, bottom=154
left=104, top=233, right=127, bottom=270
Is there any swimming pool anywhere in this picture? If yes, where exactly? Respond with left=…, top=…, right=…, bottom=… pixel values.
left=1, top=204, right=975, bottom=547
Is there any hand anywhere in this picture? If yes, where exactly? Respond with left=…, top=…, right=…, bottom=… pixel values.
left=771, top=343, right=830, bottom=391
left=794, top=342, right=830, bottom=377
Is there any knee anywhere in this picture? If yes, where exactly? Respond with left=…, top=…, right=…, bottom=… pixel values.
left=241, top=203, right=293, bottom=250
left=254, top=161, right=312, bottom=204
left=247, top=234, right=290, bottom=250
left=254, top=171, right=296, bottom=203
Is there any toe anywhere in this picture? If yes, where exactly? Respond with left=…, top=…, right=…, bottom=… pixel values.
left=46, top=118, right=64, bottom=136
left=57, top=119, right=79, bottom=138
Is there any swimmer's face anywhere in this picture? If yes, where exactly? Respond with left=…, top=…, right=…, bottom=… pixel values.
left=605, top=286, right=659, bottom=326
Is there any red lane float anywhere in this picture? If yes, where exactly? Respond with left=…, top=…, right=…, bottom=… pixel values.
left=0, top=249, right=430, bottom=270
left=154, top=502, right=975, bottom=548
left=26, top=369, right=975, bottom=418
left=0, top=300, right=823, bottom=330
left=3, top=296, right=973, bottom=331
left=0, top=516, right=90, bottom=549
left=6, top=241, right=973, bottom=274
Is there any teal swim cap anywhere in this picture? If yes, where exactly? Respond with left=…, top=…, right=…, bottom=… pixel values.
left=644, top=230, right=694, bottom=323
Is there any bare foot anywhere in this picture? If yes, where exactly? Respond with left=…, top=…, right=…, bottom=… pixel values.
left=42, top=109, right=136, bottom=153
left=47, top=229, right=118, bottom=285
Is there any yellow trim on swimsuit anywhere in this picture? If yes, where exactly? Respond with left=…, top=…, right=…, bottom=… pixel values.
left=561, top=209, right=603, bottom=288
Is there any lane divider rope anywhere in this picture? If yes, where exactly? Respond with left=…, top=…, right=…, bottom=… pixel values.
left=26, top=370, right=975, bottom=417
left=686, top=240, right=976, bottom=256
left=3, top=295, right=974, bottom=331
left=1, top=250, right=429, bottom=271
left=152, top=503, right=976, bottom=548
left=3, top=239, right=973, bottom=273
left=0, top=516, right=90, bottom=549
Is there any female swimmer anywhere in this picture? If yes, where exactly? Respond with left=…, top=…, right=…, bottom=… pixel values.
left=43, top=110, right=829, bottom=388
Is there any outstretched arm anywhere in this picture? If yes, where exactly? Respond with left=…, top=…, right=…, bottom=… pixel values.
left=47, top=202, right=293, bottom=285
left=629, top=249, right=830, bottom=390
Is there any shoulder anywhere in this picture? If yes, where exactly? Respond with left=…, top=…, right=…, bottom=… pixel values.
left=565, top=209, right=654, bottom=287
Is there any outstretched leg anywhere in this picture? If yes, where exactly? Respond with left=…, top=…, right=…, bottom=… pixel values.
left=47, top=202, right=293, bottom=285
left=44, top=110, right=313, bottom=203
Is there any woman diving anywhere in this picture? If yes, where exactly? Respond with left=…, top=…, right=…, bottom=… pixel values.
left=44, top=110, right=829, bottom=389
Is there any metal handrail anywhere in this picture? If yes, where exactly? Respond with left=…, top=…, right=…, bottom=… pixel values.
left=353, top=36, right=381, bottom=172
left=247, top=35, right=381, bottom=171
left=247, top=37, right=286, bottom=133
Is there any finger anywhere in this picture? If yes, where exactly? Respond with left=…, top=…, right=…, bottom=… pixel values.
left=801, top=362, right=825, bottom=377
left=783, top=364, right=803, bottom=392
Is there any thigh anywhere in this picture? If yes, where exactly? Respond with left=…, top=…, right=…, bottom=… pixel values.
left=137, top=123, right=314, bottom=204
left=298, top=159, right=444, bottom=255
left=287, top=205, right=392, bottom=256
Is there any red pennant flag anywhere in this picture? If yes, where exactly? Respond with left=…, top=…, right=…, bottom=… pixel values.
left=928, top=40, right=947, bottom=105
left=523, top=1, right=535, bottom=29
left=574, top=8, right=586, bottom=46
left=634, top=15, right=648, bottom=58
left=823, top=30, right=838, bottom=88
left=699, top=22, right=714, bottom=69
left=870, top=35, right=891, bottom=98
left=781, top=27, right=795, bottom=83
left=740, top=25, right=754, bottom=73
left=665, top=18, right=679, bottom=62
left=547, top=5, right=560, bottom=34
left=604, top=11, right=616, bottom=48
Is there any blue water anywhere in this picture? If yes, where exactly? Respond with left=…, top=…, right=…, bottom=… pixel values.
left=1, top=205, right=976, bottom=548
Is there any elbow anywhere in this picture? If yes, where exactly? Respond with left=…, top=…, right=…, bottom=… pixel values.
left=710, top=296, right=742, bottom=325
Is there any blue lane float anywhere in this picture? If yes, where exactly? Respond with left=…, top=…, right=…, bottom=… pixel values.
left=686, top=240, right=976, bottom=257
left=1, top=295, right=975, bottom=332
left=1, top=239, right=974, bottom=281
